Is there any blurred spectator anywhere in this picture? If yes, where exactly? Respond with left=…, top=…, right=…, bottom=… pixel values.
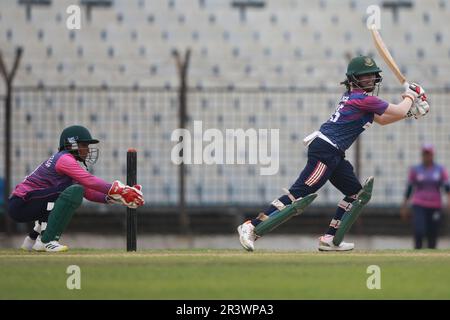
left=400, top=144, right=450, bottom=249
left=0, top=177, right=4, bottom=213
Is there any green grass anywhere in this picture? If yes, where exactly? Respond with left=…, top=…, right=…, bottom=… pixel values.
left=1, top=249, right=450, bottom=299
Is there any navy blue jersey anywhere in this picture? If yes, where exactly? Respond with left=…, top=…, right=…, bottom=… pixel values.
left=320, top=89, right=388, bottom=151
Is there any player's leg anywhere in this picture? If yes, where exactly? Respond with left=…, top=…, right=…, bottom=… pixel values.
left=259, top=158, right=330, bottom=218
left=426, top=209, right=441, bottom=249
left=38, top=184, right=84, bottom=252
left=8, top=183, right=73, bottom=251
left=238, top=139, right=339, bottom=251
left=253, top=194, right=318, bottom=236
left=21, top=221, right=42, bottom=251
left=412, top=205, right=425, bottom=249
left=28, top=221, right=41, bottom=241
left=319, top=159, right=364, bottom=251
left=9, top=193, right=55, bottom=251
left=331, top=177, right=374, bottom=247
left=237, top=156, right=330, bottom=251
left=251, top=158, right=331, bottom=238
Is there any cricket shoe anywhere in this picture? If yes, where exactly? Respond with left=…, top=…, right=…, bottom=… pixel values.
left=21, top=236, right=36, bottom=251
left=318, top=234, right=354, bottom=252
left=237, top=220, right=258, bottom=252
left=21, top=220, right=43, bottom=251
left=32, top=236, right=68, bottom=252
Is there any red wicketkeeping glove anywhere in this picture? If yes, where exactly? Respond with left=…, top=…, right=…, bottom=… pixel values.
left=108, top=180, right=145, bottom=208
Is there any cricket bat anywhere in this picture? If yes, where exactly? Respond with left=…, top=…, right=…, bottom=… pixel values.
left=370, top=24, right=408, bottom=86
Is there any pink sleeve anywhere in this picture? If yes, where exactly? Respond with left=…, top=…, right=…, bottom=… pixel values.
left=55, top=154, right=112, bottom=194
left=84, top=188, right=108, bottom=203
left=348, top=96, right=388, bottom=115
left=408, top=167, right=417, bottom=184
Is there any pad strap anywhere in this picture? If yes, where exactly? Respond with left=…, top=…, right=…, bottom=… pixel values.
left=329, top=219, right=341, bottom=229
left=338, top=199, right=353, bottom=211
left=271, top=199, right=286, bottom=211
left=270, top=188, right=299, bottom=211
left=282, top=188, right=297, bottom=202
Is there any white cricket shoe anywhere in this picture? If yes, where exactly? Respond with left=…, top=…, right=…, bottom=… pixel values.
left=318, top=234, right=354, bottom=252
left=32, top=236, right=46, bottom=252
left=32, top=236, right=68, bottom=252
left=237, top=220, right=257, bottom=252
left=21, top=236, right=36, bottom=251
left=21, top=221, right=43, bottom=251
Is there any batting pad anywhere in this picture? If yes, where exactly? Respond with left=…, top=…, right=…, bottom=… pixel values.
left=333, top=176, right=374, bottom=246
left=255, top=193, right=318, bottom=236
left=41, top=184, right=84, bottom=243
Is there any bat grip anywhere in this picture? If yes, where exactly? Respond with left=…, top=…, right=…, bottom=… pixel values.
left=403, top=81, right=410, bottom=90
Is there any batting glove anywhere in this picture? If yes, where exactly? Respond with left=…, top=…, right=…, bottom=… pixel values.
left=405, top=95, right=430, bottom=119
left=402, top=82, right=426, bottom=103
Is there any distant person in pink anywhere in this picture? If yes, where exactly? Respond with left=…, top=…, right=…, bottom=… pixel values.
left=401, top=144, right=450, bottom=249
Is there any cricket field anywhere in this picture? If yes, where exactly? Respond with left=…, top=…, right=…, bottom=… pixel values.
left=1, top=249, right=450, bottom=300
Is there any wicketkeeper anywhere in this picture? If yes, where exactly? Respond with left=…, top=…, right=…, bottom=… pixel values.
left=238, top=56, right=430, bottom=252
left=7, top=125, right=145, bottom=252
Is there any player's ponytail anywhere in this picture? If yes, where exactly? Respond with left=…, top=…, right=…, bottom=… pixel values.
left=340, top=79, right=351, bottom=92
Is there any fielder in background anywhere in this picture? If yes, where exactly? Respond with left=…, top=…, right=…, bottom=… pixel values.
left=238, top=55, right=430, bottom=252
left=400, top=144, right=450, bottom=249
left=7, top=125, right=145, bottom=252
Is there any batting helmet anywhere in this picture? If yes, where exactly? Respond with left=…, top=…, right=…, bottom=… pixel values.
left=343, top=56, right=383, bottom=92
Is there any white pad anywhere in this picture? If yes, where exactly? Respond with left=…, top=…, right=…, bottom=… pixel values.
left=46, top=202, right=55, bottom=211
left=33, top=221, right=41, bottom=233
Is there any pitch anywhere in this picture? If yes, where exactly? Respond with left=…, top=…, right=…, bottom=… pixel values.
left=1, top=249, right=450, bottom=299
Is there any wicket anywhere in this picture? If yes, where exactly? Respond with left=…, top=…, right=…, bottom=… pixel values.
left=126, top=149, right=137, bottom=251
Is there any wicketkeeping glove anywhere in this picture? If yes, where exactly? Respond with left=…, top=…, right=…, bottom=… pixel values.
left=108, top=180, right=145, bottom=208
left=127, top=185, right=144, bottom=209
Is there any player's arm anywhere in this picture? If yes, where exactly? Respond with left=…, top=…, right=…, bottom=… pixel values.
left=55, top=154, right=111, bottom=193
left=445, top=192, right=450, bottom=214
left=55, top=154, right=144, bottom=207
left=441, top=168, right=450, bottom=213
left=402, top=167, right=415, bottom=205
left=399, top=182, right=413, bottom=221
left=400, top=167, right=415, bottom=221
left=375, top=83, right=428, bottom=125
left=84, top=188, right=109, bottom=203
left=84, top=187, right=144, bottom=208
left=374, top=98, right=413, bottom=125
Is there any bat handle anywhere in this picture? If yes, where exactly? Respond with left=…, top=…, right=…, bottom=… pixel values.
left=403, top=81, right=410, bottom=90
